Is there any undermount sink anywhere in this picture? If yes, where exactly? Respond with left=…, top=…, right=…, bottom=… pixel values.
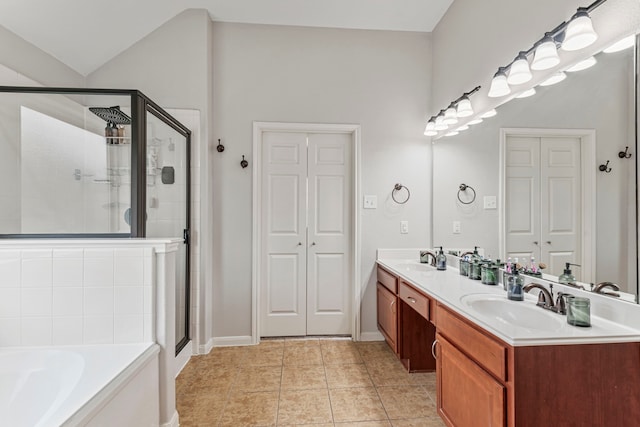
left=459, top=294, right=565, bottom=332
left=393, top=261, right=433, bottom=272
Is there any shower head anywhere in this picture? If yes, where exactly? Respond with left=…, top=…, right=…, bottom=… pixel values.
left=88, top=106, right=131, bottom=125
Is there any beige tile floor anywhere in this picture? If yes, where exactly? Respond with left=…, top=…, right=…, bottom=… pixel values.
left=176, top=338, right=445, bottom=427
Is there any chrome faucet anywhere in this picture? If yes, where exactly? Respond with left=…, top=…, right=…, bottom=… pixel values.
left=523, top=283, right=554, bottom=310
left=554, top=292, right=574, bottom=315
left=593, top=282, right=620, bottom=298
left=420, top=250, right=437, bottom=266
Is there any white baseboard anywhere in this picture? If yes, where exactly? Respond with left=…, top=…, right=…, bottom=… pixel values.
left=162, top=410, right=179, bottom=427
left=359, top=331, right=385, bottom=342
left=198, top=337, right=215, bottom=355
left=212, top=335, right=254, bottom=347
left=175, top=341, right=192, bottom=377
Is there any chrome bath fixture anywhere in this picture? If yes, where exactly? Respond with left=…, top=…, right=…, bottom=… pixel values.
left=391, top=183, right=410, bottom=204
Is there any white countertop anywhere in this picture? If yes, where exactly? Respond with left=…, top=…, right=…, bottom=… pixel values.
left=377, top=258, right=640, bottom=347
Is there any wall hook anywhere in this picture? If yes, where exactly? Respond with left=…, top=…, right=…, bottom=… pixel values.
left=618, top=146, right=632, bottom=159
left=457, top=183, right=476, bottom=204
left=216, top=138, right=225, bottom=153
left=240, top=155, right=249, bottom=169
left=598, top=160, right=612, bottom=173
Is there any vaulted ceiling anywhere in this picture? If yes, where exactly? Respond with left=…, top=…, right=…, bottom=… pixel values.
left=0, top=0, right=453, bottom=76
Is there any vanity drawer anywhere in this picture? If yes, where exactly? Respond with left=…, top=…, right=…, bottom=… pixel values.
left=436, top=303, right=507, bottom=381
left=399, top=281, right=429, bottom=320
left=377, top=266, right=398, bottom=293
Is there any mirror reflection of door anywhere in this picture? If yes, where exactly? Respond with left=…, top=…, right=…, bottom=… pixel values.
left=504, top=133, right=583, bottom=279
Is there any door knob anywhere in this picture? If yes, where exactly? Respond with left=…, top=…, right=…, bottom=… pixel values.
left=297, top=242, right=302, bottom=246
left=311, top=242, right=316, bottom=246
left=546, top=241, right=551, bottom=245
left=533, top=241, right=538, bottom=245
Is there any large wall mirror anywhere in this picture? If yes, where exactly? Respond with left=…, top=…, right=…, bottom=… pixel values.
left=433, top=32, right=639, bottom=303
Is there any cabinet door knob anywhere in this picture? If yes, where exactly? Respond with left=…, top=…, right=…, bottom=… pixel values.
left=431, top=340, right=439, bottom=359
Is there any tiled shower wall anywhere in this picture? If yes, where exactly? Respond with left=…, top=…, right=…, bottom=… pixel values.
left=0, top=247, right=153, bottom=346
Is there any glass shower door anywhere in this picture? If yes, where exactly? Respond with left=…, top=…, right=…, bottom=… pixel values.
left=145, top=109, right=190, bottom=354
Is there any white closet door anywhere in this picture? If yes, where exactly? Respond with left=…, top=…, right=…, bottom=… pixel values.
left=505, top=136, right=541, bottom=262
left=306, top=133, right=352, bottom=335
left=540, top=137, right=581, bottom=278
left=261, top=132, right=308, bottom=336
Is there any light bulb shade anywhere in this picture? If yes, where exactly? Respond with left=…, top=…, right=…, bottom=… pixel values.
left=480, top=109, right=497, bottom=119
left=531, top=38, right=560, bottom=71
left=424, top=120, right=437, bottom=136
left=562, top=10, right=598, bottom=51
left=488, top=71, right=510, bottom=98
left=603, top=34, right=635, bottom=53
left=443, top=107, right=458, bottom=125
left=456, top=97, right=473, bottom=117
left=507, top=55, right=532, bottom=85
left=468, top=118, right=483, bottom=125
left=434, top=115, right=448, bottom=131
left=516, top=88, right=536, bottom=98
left=457, top=125, right=469, bottom=131
left=540, top=71, right=566, bottom=86
left=566, top=56, right=596, bottom=72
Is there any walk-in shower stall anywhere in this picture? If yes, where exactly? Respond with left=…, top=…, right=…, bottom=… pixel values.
left=0, top=87, right=191, bottom=354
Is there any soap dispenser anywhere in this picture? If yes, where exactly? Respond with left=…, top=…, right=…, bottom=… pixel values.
left=436, top=246, right=447, bottom=271
left=559, top=263, right=579, bottom=286
left=471, top=246, right=482, bottom=263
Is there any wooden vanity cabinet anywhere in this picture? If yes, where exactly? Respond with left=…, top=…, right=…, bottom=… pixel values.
left=376, top=266, right=398, bottom=353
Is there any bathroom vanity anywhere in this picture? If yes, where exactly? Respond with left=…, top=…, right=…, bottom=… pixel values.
left=377, top=254, right=640, bottom=427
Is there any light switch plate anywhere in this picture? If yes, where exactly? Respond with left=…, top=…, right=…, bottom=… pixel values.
left=484, top=196, right=497, bottom=210
left=363, top=195, right=377, bottom=209
left=453, top=221, right=461, bottom=234
left=400, top=221, right=409, bottom=234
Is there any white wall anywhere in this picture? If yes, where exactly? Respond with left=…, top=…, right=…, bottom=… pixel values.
left=211, top=23, right=431, bottom=339
left=87, top=9, right=214, bottom=351
left=432, top=49, right=634, bottom=290
left=0, top=25, right=84, bottom=87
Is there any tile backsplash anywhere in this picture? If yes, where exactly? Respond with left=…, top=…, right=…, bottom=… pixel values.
left=0, top=246, right=154, bottom=346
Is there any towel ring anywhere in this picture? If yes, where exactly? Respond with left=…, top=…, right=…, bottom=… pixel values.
left=392, top=183, right=410, bottom=204
left=457, top=183, right=476, bottom=205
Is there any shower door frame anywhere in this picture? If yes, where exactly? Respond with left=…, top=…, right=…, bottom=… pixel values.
left=0, top=86, right=192, bottom=355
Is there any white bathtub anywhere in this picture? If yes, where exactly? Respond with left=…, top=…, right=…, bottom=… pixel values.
left=0, top=343, right=160, bottom=427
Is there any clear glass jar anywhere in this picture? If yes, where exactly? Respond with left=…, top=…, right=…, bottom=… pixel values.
left=460, top=258, right=469, bottom=276
left=567, top=297, right=591, bottom=327
left=469, top=260, right=481, bottom=280
left=482, top=263, right=499, bottom=285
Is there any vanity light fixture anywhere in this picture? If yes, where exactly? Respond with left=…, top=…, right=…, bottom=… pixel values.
left=456, top=96, right=474, bottom=117
left=531, top=34, right=561, bottom=71
left=434, top=112, right=448, bottom=131
left=488, top=68, right=511, bottom=97
left=443, top=104, right=459, bottom=125
left=467, top=118, right=483, bottom=125
left=424, top=119, right=437, bottom=136
left=424, top=86, right=481, bottom=137
left=561, top=8, right=598, bottom=51
left=603, top=34, right=635, bottom=53
left=566, top=56, right=597, bottom=72
left=480, top=109, right=497, bottom=119
left=540, top=71, right=567, bottom=86
left=507, top=52, right=533, bottom=85
left=516, top=88, right=537, bottom=98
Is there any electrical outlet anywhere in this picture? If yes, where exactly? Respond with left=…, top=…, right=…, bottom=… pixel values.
left=363, top=195, right=377, bottom=209
left=484, top=196, right=497, bottom=209
left=400, top=221, right=409, bottom=234
left=453, top=221, right=461, bottom=234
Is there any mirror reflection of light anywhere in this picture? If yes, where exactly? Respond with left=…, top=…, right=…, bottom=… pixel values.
left=566, top=56, right=597, bottom=72
left=603, top=34, right=635, bottom=53
left=540, top=71, right=567, bottom=86
left=467, top=118, right=483, bottom=125
left=516, top=88, right=536, bottom=98
left=456, top=125, right=469, bottom=132
left=480, top=109, right=497, bottom=119
left=446, top=131, right=459, bottom=137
